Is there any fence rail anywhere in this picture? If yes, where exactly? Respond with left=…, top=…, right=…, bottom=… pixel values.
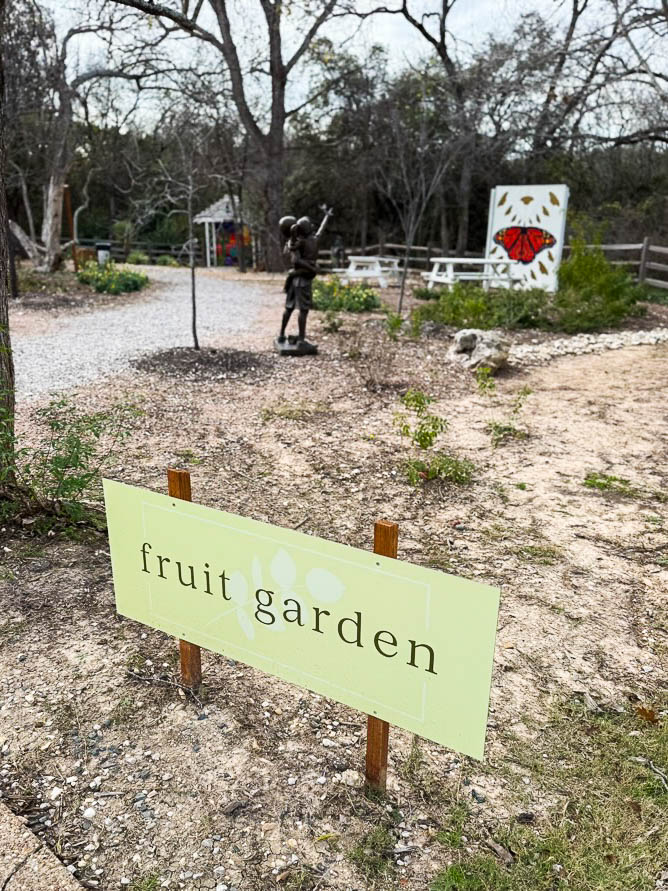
left=69, top=236, right=668, bottom=290
left=319, top=238, right=668, bottom=290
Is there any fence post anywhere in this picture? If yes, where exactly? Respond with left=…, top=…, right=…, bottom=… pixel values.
left=167, top=468, right=202, bottom=689
left=365, top=520, right=399, bottom=793
left=639, top=236, right=650, bottom=283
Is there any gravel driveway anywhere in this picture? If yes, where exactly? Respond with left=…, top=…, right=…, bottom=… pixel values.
left=13, top=267, right=267, bottom=400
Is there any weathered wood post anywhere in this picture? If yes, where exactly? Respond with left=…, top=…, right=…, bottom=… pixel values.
left=365, top=520, right=399, bottom=793
left=167, top=468, right=202, bottom=689
left=639, top=236, right=650, bottom=283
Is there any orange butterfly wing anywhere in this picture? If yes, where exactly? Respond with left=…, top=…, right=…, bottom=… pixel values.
left=493, top=227, right=556, bottom=265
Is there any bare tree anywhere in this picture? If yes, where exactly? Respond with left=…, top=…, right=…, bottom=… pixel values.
left=107, top=0, right=340, bottom=270
left=374, top=71, right=452, bottom=311
left=0, top=0, right=16, bottom=460
left=4, top=0, right=167, bottom=271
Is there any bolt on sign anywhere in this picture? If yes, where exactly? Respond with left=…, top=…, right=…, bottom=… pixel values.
left=104, top=479, right=500, bottom=759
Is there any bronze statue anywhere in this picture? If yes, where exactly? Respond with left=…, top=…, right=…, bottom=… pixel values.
left=275, top=206, right=333, bottom=356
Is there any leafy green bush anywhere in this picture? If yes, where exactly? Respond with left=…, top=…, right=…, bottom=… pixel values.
left=0, top=397, right=139, bottom=525
left=313, top=276, right=380, bottom=312
left=77, top=261, right=148, bottom=294
left=156, top=254, right=180, bottom=267
left=413, top=286, right=439, bottom=301
left=412, top=282, right=548, bottom=332
left=554, top=238, right=645, bottom=332
left=127, top=250, right=149, bottom=264
left=412, top=243, right=644, bottom=335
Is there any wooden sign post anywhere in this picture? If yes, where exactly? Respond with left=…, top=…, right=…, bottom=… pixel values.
left=365, top=520, right=398, bottom=793
left=167, top=468, right=202, bottom=689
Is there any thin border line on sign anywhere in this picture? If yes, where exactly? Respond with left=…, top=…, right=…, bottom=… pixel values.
left=141, top=500, right=431, bottom=723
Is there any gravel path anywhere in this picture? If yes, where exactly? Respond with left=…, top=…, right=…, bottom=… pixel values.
left=13, top=267, right=267, bottom=400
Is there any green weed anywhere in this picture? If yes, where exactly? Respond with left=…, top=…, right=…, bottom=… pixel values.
left=405, top=454, right=475, bottom=486
left=126, top=250, right=149, bottom=264
left=385, top=311, right=403, bottom=341
left=475, top=366, right=497, bottom=395
left=583, top=472, right=636, bottom=495
left=395, top=389, right=447, bottom=449
left=349, top=826, right=395, bottom=882
left=128, top=877, right=159, bottom=891
left=487, top=421, right=528, bottom=448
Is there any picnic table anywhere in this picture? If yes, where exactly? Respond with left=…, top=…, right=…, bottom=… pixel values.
left=339, top=255, right=401, bottom=287
left=422, top=257, right=522, bottom=290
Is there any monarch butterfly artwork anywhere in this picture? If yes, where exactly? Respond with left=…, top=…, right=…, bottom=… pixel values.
left=493, top=226, right=556, bottom=265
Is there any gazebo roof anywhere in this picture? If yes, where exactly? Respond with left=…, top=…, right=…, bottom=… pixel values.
left=194, top=195, right=237, bottom=224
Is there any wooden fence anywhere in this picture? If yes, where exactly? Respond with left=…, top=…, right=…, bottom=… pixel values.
left=319, top=238, right=668, bottom=290
left=72, top=235, right=668, bottom=290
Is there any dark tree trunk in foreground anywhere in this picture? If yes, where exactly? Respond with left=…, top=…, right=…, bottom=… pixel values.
left=0, top=0, right=17, bottom=453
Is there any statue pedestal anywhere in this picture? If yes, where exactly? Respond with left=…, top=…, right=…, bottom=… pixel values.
left=274, top=336, right=318, bottom=357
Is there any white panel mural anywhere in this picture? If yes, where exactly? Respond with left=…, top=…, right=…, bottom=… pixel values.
left=484, top=184, right=570, bottom=292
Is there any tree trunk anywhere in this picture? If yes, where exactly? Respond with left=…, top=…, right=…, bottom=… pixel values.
left=455, top=155, right=472, bottom=255
left=41, top=174, right=66, bottom=271
left=0, top=0, right=16, bottom=463
left=188, top=184, right=199, bottom=351
left=262, top=139, right=285, bottom=272
left=439, top=191, right=449, bottom=253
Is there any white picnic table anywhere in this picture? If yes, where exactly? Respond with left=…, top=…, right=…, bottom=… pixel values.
left=339, top=255, right=401, bottom=287
left=422, top=256, right=522, bottom=290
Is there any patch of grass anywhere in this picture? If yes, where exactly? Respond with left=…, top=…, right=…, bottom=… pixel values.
left=405, top=454, right=475, bottom=487
left=349, top=825, right=395, bottom=883
left=313, top=276, right=380, bottom=312
left=261, top=400, right=328, bottom=423
left=515, top=482, right=527, bottom=490
left=435, top=803, right=470, bottom=849
left=155, top=254, right=180, bottom=266
left=431, top=698, right=668, bottom=891
left=400, top=736, right=424, bottom=784
left=173, top=448, right=202, bottom=465
left=487, top=421, right=528, bottom=448
left=284, top=868, right=317, bottom=890
left=109, top=695, right=138, bottom=726
left=583, top=471, right=636, bottom=496
left=128, top=877, right=159, bottom=891
left=516, top=543, right=562, bottom=565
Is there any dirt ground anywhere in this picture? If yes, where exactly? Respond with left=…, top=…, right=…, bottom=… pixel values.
left=1, top=276, right=666, bottom=890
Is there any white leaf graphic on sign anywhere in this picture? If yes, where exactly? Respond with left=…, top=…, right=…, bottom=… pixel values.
left=228, top=570, right=248, bottom=605
left=306, top=568, right=345, bottom=603
left=271, top=548, right=297, bottom=589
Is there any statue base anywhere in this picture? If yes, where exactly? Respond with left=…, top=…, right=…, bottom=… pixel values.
left=274, top=335, right=318, bottom=356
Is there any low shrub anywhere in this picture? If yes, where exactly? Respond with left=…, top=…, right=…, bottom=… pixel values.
left=313, top=276, right=380, bottom=312
left=405, top=454, right=475, bottom=486
left=77, top=261, right=148, bottom=294
left=553, top=237, right=645, bottom=332
left=156, top=254, right=180, bottom=267
left=411, top=241, right=644, bottom=335
left=411, top=282, right=548, bottom=331
left=127, top=250, right=150, bottom=264
left=0, top=397, right=139, bottom=526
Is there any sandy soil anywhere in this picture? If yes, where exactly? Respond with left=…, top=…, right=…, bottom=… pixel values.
left=0, top=275, right=666, bottom=890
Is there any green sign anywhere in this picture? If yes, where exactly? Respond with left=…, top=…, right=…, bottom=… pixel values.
left=103, top=479, right=499, bottom=759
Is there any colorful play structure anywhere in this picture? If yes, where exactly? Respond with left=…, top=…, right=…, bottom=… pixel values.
left=194, top=195, right=252, bottom=267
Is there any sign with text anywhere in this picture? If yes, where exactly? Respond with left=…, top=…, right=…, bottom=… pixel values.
left=103, top=479, right=500, bottom=758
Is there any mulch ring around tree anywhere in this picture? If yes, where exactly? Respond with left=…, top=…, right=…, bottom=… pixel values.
left=133, top=346, right=277, bottom=382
